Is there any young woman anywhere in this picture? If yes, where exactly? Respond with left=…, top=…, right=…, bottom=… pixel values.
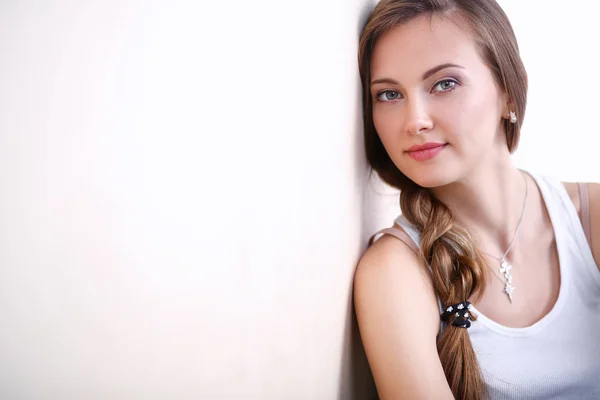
left=353, top=1, right=600, bottom=399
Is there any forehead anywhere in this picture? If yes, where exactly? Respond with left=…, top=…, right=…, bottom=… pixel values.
left=370, top=14, right=485, bottom=80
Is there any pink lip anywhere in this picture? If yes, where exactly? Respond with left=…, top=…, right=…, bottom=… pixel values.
left=406, top=142, right=448, bottom=161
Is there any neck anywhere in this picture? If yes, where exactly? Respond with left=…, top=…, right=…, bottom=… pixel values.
left=429, top=159, right=529, bottom=257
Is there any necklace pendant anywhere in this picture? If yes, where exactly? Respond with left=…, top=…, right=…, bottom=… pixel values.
left=504, top=282, right=515, bottom=303
left=499, top=260, right=512, bottom=276
left=499, top=259, right=514, bottom=303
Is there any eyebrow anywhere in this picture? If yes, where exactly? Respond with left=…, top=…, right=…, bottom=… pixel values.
left=370, top=63, right=465, bottom=86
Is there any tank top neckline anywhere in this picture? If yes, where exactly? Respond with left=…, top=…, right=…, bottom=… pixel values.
left=468, top=169, right=570, bottom=337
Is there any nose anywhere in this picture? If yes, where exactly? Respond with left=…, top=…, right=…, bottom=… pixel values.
left=404, top=96, right=434, bottom=135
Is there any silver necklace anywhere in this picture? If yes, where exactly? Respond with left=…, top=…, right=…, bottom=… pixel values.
left=480, top=171, right=528, bottom=303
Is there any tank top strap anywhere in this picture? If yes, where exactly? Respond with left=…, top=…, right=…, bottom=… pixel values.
left=393, top=214, right=422, bottom=248
left=368, top=225, right=420, bottom=254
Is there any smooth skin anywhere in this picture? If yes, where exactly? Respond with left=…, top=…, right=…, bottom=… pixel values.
left=354, top=14, right=600, bottom=399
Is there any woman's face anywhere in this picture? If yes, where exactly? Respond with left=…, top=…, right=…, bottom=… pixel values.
left=370, top=14, right=509, bottom=188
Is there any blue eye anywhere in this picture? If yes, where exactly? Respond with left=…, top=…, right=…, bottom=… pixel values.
left=377, top=90, right=401, bottom=102
left=433, top=79, right=458, bottom=92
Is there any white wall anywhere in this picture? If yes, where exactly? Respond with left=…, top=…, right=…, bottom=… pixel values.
left=0, top=0, right=378, bottom=398
left=0, top=0, right=597, bottom=399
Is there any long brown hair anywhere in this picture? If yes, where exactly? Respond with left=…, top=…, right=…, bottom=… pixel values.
left=358, top=1, right=528, bottom=399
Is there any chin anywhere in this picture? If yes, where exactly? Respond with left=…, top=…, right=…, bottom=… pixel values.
left=402, top=165, right=457, bottom=189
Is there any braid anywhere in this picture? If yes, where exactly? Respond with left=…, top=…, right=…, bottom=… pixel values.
left=401, top=183, right=488, bottom=399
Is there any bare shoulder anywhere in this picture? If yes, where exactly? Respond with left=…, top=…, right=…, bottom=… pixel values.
left=562, top=181, right=600, bottom=269
left=353, top=234, right=453, bottom=399
left=586, top=183, right=600, bottom=268
left=355, top=233, right=432, bottom=295
left=561, top=181, right=581, bottom=217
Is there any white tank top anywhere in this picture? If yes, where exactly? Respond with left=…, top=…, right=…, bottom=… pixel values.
left=390, top=171, right=600, bottom=399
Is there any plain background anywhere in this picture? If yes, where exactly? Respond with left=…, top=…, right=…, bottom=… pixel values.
left=0, top=0, right=598, bottom=398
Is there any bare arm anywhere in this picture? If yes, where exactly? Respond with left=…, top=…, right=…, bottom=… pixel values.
left=353, top=235, right=454, bottom=399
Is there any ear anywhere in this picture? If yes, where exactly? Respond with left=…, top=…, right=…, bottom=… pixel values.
left=500, top=90, right=515, bottom=119
left=501, top=91, right=512, bottom=119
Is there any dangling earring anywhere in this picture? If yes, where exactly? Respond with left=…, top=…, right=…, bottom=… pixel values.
left=509, top=111, right=517, bottom=124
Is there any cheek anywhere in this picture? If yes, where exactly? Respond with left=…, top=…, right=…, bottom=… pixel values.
left=373, top=107, right=402, bottom=147
left=372, top=108, right=409, bottom=168
left=373, top=106, right=399, bottom=133
left=441, top=90, right=499, bottom=141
